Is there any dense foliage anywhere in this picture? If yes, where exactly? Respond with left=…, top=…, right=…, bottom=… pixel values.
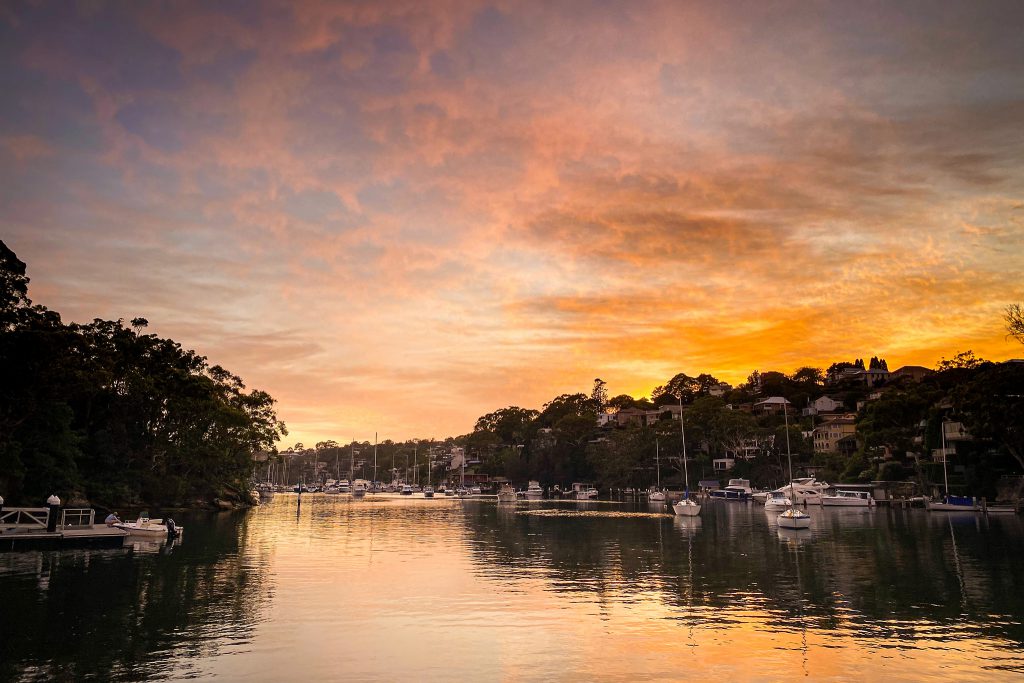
left=0, top=242, right=287, bottom=507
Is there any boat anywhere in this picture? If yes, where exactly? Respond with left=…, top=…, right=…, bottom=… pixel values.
left=710, top=479, right=753, bottom=501
left=352, top=479, right=368, bottom=498
left=114, top=516, right=182, bottom=539
left=673, top=394, right=701, bottom=517
left=400, top=484, right=414, bottom=496
left=649, top=440, right=667, bottom=502
left=776, top=406, right=810, bottom=530
left=763, top=491, right=793, bottom=510
left=927, top=420, right=980, bottom=512
left=571, top=483, right=597, bottom=500
left=765, top=477, right=829, bottom=505
left=524, top=481, right=543, bottom=499
left=822, top=490, right=875, bottom=507
left=423, top=486, right=434, bottom=498
left=497, top=484, right=517, bottom=503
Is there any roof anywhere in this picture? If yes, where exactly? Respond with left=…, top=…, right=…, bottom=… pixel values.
left=755, top=396, right=791, bottom=405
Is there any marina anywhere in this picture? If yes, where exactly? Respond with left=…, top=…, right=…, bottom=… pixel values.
left=5, top=493, right=1022, bottom=680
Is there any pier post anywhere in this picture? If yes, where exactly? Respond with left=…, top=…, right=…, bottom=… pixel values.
left=0, top=494, right=4, bottom=518
left=46, top=494, right=61, bottom=532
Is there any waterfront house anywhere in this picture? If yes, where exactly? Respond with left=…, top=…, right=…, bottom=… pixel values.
left=813, top=416, right=857, bottom=454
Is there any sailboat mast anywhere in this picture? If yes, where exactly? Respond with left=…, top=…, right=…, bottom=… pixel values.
left=784, top=402, right=795, bottom=500
left=679, top=395, right=689, bottom=495
left=941, top=419, right=949, bottom=494
left=373, top=432, right=378, bottom=487
left=656, top=439, right=660, bottom=489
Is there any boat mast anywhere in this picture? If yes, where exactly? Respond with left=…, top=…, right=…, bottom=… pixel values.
left=350, top=439, right=355, bottom=482
left=373, top=432, right=378, bottom=488
left=784, top=401, right=794, bottom=506
left=656, top=438, right=660, bottom=491
left=679, top=394, right=690, bottom=498
left=941, top=419, right=949, bottom=496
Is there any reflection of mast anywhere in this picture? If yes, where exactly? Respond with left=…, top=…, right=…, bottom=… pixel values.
left=948, top=516, right=968, bottom=613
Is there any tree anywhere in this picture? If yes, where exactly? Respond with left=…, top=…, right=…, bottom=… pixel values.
left=591, top=378, right=608, bottom=411
left=1006, top=303, right=1024, bottom=345
left=791, top=367, right=824, bottom=386
left=937, top=350, right=986, bottom=371
left=652, top=373, right=699, bottom=405
left=954, top=362, right=1024, bottom=493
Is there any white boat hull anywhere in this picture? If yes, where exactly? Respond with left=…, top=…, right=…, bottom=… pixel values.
left=114, top=521, right=181, bottom=538
left=673, top=500, right=701, bottom=517
left=777, top=509, right=811, bottom=529
left=822, top=497, right=873, bottom=507
left=648, top=492, right=666, bottom=502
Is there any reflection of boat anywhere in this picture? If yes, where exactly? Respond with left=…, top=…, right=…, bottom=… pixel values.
left=927, top=420, right=980, bottom=512
left=673, top=395, right=701, bottom=517
left=710, top=479, right=753, bottom=501
left=497, top=484, right=516, bottom=503
left=764, top=491, right=793, bottom=510
left=524, top=481, right=543, bottom=499
left=822, top=490, right=875, bottom=507
left=777, top=407, right=811, bottom=530
left=115, top=516, right=182, bottom=539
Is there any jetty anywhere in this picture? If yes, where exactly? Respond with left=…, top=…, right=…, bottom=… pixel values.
left=0, top=505, right=128, bottom=551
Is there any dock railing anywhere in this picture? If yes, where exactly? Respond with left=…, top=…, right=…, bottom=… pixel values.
left=0, top=507, right=50, bottom=531
left=61, top=508, right=95, bottom=528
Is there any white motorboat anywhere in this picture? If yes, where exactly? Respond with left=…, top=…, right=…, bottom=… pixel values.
left=768, top=478, right=829, bottom=505
left=400, top=484, right=414, bottom=496
left=763, top=491, right=793, bottom=510
left=822, top=490, right=875, bottom=507
left=352, top=480, right=368, bottom=498
left=497, top=484, right=517, bottom=503
left=524, top=481, right=543, bottom=499
left=114, top=517, right=182, bottom=539
left=423, top=486, right=434, bottom=498
left=672, top=394, right=701, bottom=517
left=648, top=489, right=666, bottom=502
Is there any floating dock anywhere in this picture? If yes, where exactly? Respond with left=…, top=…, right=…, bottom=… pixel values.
left=0, top=507, right=129, bottom=551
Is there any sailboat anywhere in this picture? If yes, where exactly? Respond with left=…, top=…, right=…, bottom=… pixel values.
left=673, top=395, right=701, bottom=517
left=926, top=420, right=979, bottom=512
left=648, top=439, right=666, bottom=502
left=777, top=404, right=811, bottom=530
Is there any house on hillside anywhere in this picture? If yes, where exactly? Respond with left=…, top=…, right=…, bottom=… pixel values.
left=802, top=395, right=843, bottom=417
left=891, top=365, right=934, bottom=382
left=753, top=396, right=792, bottom=416
left=813, top=417, right=857, bottom=455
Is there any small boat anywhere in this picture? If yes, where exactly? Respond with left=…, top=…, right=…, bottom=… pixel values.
left=822, top=490, right=875, bottom=507
left=524, top=481, right=543, bottom=500
left=649, top=440, right=667, bottom=502
left=352, top=480, right=367, bottom=498
left=776, top=406, right=811, bottom=530
left=444, top=487, right=456, bottom=497
left=672, top=397, right=701, bottom=517
left=400, top=484, right=414, bottom=496
left=927, top=421, right=980, bottom=513
left=763, top=491, right=793, bottom=510
left=471, top=486, right=482, bottom=496
left=423, top=486, right=434, bottom=498
left=673, top=494, right=701, bottom=517
left=710, top=479, right=753, bottom=501
left=114, top=516, right=182, bottom=539
left=497, top=484, right=517, bottom=503
left=926, top=495, right=979, bottom=512
left=777, top=507, right=811, bottom=529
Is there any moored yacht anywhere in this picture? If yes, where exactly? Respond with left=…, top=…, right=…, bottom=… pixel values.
left=763, top=491, right=793, bottom=510
left=400, top=484, right=414, bottom=496
left=710, top=479, right=753, bottom=501
left=497, top=484, right=517, bottom=503
left=524, top=481, right=544, bottom=499
left=822, top=490, right=875, bottom=507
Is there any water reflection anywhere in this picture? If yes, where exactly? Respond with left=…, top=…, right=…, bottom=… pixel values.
left=1, top=495, right=1022, bottom=681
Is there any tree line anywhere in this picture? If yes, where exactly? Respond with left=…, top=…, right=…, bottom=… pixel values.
left=0, top=241, right=287, bottom=507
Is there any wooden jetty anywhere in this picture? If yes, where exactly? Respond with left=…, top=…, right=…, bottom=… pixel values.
left=0, top=506, right=128, bottom=551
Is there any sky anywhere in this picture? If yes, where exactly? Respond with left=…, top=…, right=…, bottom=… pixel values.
left=2, top=0, right=1023, bottom=446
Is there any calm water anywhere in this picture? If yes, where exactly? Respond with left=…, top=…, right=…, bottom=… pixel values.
left=2, top=495, right=1023, bottom=681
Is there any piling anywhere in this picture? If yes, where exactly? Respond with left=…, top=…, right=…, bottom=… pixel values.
left=46, top=494, right=60, bottom=533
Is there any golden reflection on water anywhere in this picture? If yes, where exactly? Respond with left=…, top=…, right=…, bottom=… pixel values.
left=3, top=495, right=1023, bottom=681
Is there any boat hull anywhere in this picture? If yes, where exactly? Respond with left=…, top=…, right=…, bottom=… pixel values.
left=822, top=498, right=873, bottom=507
left=926, top=501, right=979, bottom=512
left=673, top=500, right=701, bottom=517
left=777, top=510, right=811, bottom=529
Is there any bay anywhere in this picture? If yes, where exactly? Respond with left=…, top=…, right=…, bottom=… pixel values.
left=2, top=495, right=1023, bottom=681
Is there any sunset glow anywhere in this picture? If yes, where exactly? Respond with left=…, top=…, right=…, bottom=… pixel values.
left=3, top=1, right=1022, bottom=445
